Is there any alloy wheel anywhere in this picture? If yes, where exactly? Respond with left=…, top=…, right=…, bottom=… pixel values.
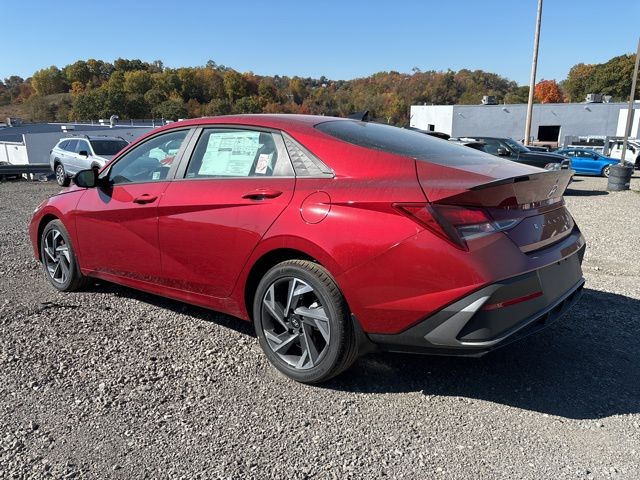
left=55, top=165, right=65, bottom=185
left=43, top=228, right=71, bottom=284
left=261, top=277, right=331, bottom=370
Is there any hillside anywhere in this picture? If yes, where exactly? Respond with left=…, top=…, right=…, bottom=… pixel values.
left=0, top=54, right=635, bottom=125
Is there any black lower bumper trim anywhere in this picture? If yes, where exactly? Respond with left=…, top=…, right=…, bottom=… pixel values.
left=368, top=246, right=585, bottom=356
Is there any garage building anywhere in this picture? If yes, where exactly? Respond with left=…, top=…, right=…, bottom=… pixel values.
left=410, top=99, right=640, bottom=145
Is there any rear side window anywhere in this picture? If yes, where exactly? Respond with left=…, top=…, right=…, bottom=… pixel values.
left=65, top=140, right=78, bottom=152
left=58, top=140, right=69, bottom=150
left=315, top=120, right=500, bottom=166
left=185, top=129, right=294, bottom=178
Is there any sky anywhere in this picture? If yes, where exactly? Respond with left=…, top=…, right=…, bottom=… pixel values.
left=1, top=0, right=638, bottom=85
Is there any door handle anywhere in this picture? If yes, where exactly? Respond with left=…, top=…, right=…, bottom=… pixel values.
left=242, top=189, right=283, bottom=200
left=133, top=194, right=158, bottom=204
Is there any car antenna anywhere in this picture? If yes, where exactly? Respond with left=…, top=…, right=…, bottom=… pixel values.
left=347, top=110, right=370, bottom=122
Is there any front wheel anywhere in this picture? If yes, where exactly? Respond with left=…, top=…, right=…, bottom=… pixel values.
left=40, top=220, right=87, bottom=291
left=253, top=260, right=358, bottom=384
left=602, top=165, right=611, bottom=177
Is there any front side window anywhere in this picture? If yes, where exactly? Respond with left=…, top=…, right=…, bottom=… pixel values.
left=576, top=150, right=595, bottom=159
left=75, top=140, right=91, bottom=154
left=481, top=139, right=501, bottom=155
left=502, top=138, right=529, bottom=153
left=185, top=129, right=293, bottom=178
left=108, top=130, right=188, bottom=185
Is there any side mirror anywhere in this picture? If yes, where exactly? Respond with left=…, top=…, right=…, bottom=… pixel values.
left=73, top=169, right=99, bottom=188
left=497, top=147, right=510, bottom=156
left=78, top=150, right=89, bottom=157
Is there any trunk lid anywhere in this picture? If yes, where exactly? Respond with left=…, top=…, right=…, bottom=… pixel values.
left=415, top=160, right=575, bottom=252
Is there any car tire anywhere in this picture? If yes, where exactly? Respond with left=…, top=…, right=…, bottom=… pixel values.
left=602, top=165, right=611, bottom=177
left=40, top=220, right=88, bottom=292
left=253, top=260, right=358, bottom=384
left=55, top=163, right=70, bottom=187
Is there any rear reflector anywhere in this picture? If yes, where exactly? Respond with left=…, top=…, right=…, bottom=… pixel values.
left=394, top=203, right=521, bottom=250
left=481, top=291, right=543, bottom=311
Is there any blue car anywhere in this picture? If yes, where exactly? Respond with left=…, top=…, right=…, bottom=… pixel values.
left=555, top=148, right=620, bottom=177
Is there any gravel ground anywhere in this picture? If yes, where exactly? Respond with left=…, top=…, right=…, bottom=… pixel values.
left=1, top=174, right=639, bottom=479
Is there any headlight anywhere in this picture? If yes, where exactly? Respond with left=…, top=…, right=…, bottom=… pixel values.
left=544, top=163, right=561, bottom=171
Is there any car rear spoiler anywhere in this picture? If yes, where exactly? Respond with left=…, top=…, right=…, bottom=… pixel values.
left=439, top=169, right=573, bottom=208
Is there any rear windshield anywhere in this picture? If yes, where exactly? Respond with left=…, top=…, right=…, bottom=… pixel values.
left=315, top=120, right=505, bottom=167
left=90, top=140, right=128, bottom=156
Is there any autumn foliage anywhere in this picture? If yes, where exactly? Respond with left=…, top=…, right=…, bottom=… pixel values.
left=534, top=79, right=564, bottom=103
left=0, top=52, right=636, bottom=123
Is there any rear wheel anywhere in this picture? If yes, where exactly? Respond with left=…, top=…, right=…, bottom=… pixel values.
left=253, top=260, right=358, bottom=383
left=40, top=220, right=87, bottom=291
left=55, top=163, right=70, bottom=187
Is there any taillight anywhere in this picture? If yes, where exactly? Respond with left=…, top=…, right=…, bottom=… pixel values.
left=394, top=203, right=521, bottom=250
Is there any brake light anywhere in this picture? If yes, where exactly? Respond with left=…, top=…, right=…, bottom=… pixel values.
left=394, top=203, right=520, bottom=250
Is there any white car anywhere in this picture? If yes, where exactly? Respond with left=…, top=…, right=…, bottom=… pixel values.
left=608, top=140, right=640, bottom=168
left=49, top=135, right=129, bottom=186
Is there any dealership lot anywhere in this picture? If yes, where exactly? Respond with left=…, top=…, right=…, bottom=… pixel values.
left=1, top=176, right=639, bottom=478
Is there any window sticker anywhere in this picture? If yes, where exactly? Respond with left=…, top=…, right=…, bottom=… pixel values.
left=199, top=131, right=261, bottom=176
left=254, top=153, right=272, bottom=175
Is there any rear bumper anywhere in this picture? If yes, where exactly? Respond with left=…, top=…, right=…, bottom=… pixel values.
left=368, top=245, right=585, bottom=356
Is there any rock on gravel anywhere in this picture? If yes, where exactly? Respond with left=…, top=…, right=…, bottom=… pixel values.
left=1, top=176, right=639, bottom=479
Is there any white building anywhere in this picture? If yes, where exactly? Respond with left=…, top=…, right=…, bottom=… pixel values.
left=410, top=101, right=640, bottom=145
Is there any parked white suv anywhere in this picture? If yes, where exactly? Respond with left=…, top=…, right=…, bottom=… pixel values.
left=608, top=140, right=640, bottom=168
left=50, top=135, right=129, bottom=186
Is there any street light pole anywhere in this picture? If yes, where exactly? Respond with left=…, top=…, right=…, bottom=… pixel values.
left=620, top=37, right=640, bottom=167
left=524, top=0, right=543, bottom=146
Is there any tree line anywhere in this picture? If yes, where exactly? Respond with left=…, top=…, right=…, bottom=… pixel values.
left=0, top=53, right=635, bottom=125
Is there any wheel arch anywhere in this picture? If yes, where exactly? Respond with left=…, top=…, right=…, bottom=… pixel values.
left=36, top=214, right=60, bottom=259
left=243, top=248, right=317, bottom=321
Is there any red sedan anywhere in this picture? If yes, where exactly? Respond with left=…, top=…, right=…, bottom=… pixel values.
left=29, top=115, right=585, bottom=383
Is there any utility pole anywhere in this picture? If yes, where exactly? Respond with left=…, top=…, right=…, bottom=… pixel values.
left=620, top=37, right=640, bottom=166
left=608, top=37, right=640, bottom=191
left=524, top=0, right=543, bottom=146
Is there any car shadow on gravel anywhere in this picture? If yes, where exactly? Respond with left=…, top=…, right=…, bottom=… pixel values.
left=94, top=282, right=256, bottom=337
left=327, top=288, right=640, bottom=420
left=90, top=282, right=638, bottom=420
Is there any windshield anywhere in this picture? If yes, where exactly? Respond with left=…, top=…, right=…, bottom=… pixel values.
left=503, top=138, right=530, bottom=153
left=90, top=140, right=128, bottom=156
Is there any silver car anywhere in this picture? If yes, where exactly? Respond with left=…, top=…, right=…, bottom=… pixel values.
left=50, top=135, right=129, bottom=186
